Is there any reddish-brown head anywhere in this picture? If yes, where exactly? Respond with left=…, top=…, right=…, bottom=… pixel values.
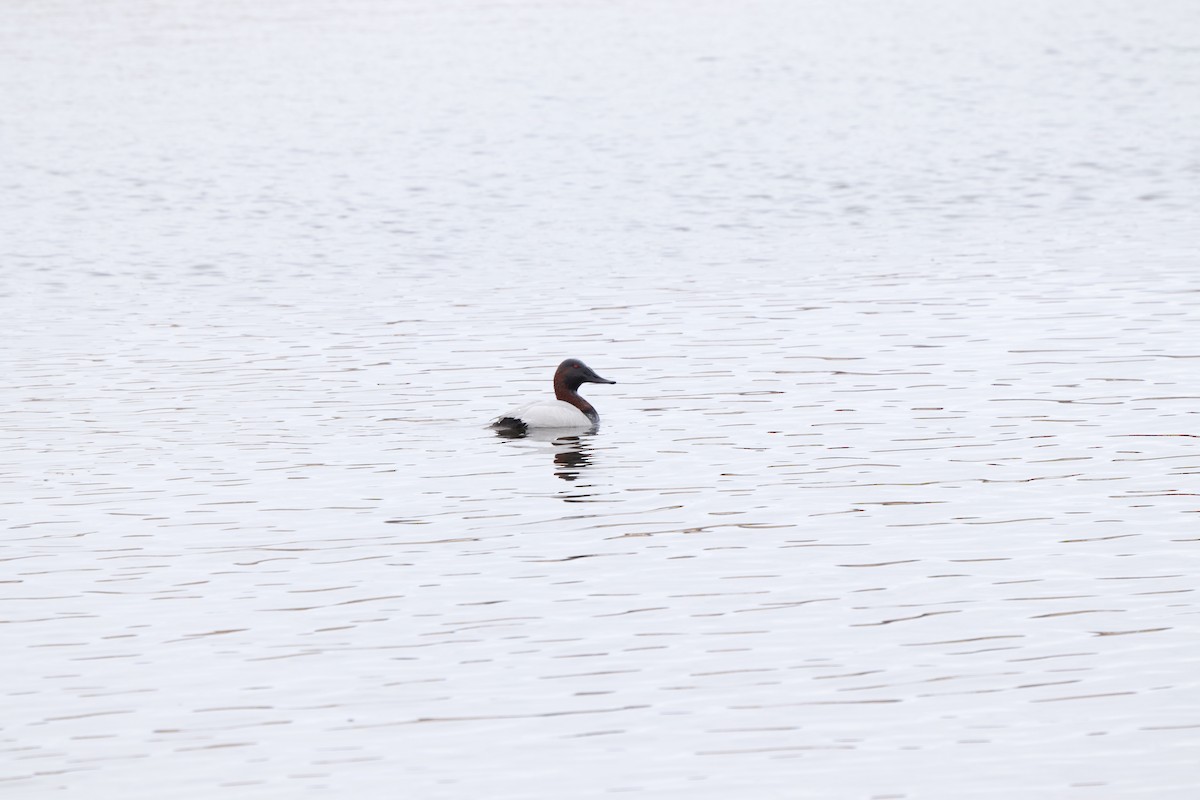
left=553, top=360, right=616, bottom=418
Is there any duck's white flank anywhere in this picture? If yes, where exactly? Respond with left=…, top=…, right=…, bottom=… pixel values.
left=496, top=399, right=594, bottom=428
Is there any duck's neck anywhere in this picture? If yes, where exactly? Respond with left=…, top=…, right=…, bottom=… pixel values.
left=554, top=376, right=599, bottom=423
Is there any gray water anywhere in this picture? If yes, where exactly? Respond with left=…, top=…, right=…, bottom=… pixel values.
left=3, top=1, right=1199, bottom=798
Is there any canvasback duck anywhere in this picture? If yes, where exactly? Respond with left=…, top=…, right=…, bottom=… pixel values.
left=492, top=359, right=616, bottom=431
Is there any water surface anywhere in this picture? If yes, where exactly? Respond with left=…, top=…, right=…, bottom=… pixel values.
left=2, top=1, right=1199, bottom=797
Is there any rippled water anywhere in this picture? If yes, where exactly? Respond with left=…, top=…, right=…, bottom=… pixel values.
left=3, top=0, right=1199, bottom=797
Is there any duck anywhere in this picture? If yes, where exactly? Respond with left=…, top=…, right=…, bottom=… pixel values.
left=492, top=359, right=616, bottom=431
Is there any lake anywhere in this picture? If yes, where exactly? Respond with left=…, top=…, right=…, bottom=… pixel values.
left=2, top=0, right=1199, bottom=797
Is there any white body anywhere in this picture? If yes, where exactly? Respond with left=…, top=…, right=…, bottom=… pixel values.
left=496, top=399, right=594, bottom=428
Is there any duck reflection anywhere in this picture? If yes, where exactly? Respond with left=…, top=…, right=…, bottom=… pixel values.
left=550, top=436, right=592, bottom=482
left=493, top=426, right=596, bottom=483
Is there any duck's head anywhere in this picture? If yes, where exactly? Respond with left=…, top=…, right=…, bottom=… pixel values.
left=556, top=359, right=616, bottom=391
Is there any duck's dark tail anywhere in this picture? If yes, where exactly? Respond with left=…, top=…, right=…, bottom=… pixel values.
left=491, top=417, right=528, bottom=434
